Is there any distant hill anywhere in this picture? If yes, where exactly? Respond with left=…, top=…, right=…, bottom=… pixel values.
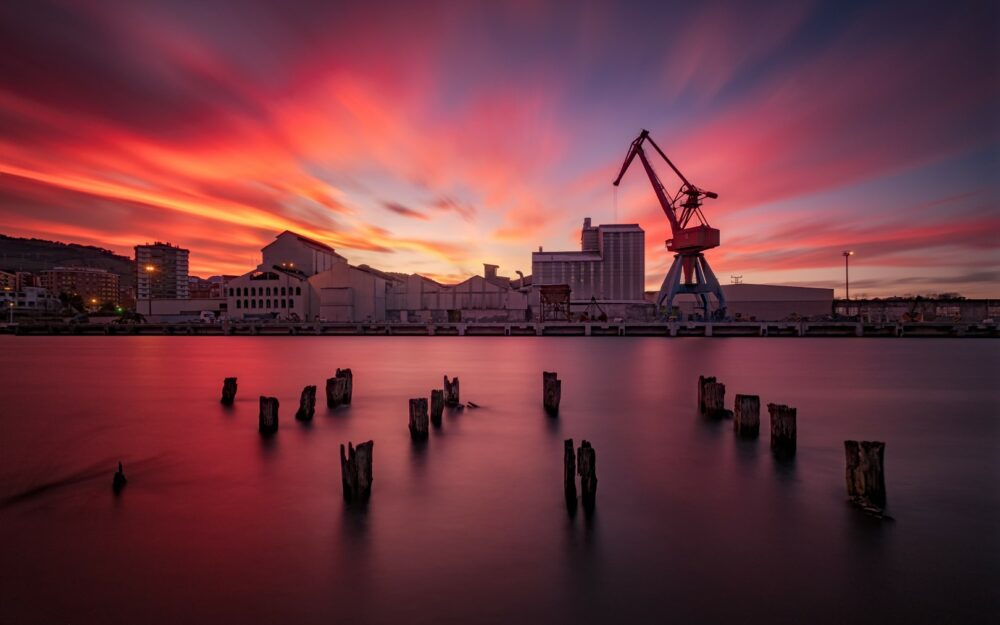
left=0, top=234, right=136, bottom=288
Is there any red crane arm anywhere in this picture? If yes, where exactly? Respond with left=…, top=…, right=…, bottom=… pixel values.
left=613, top=130, right=682, bottom=234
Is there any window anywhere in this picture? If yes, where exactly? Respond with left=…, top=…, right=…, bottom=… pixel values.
left=295, top=286, right=301, bottom=295
left=266, top=287, right=271, bottom=296
left=236, top=299, right=241, bottom=309
left=258, top=299, right=263, bottom=309
left=251, top=299, right=256, bottom=309
left=281, top=299, right=286, bottom=308
left=228, top=288, right=233, bottom=296
left=251, top=287, right=256, bottom=296
left=266, top=299, right=271, bottom=308
left=289, top=299, right=294, bottom=309
left=281, top=287, right=286, bottom=296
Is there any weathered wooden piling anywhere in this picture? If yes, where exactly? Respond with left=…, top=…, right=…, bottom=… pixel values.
left=733, top=394, right=761, bottom=437
left=221, top=377, right=238, bottom=404
left=844, top=440, right=886, bottom=511
left=430, top=389, right=444, bottom=426
left=443, top=375, right=460, bottom=406
left=543, top=371, right=561, bottom=416
left=112, top=461, right=127, bottom=493
left=409, top=398, right=429, bottom=440
left=768, top=403, right=797, bottom=456
left=703, top=382, right=729, bottom=418
left=340, top=440, right=374, bottom=501
left=259, top=396, right=279, bottom=434
left=326, top=376, right=348, bottom=408
left=698, top=375, right=717, bottom=414
left=295, top=385, right=317, bottom=421
left=564, top=439, right=577, bottom=505
left=336, top=368, right=353, bottom=404
left=577, top=440, right=597, bottom=510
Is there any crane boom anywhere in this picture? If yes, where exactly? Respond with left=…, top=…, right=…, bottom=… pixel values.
left=611, top=128, right=727, bottom=320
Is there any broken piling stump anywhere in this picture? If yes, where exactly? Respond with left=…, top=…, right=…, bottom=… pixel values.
left=733, top=394, right=761, bottom=437
left=577, top=440, right=597, bottom=511
left=259, top=396, right=279, bottom=434
left=768, top=403, right=796, bottom=457
left=340, top=440, right=374, bottom=501
left=703, top=382, right=729, bottom=418
left=443, top=375, right=460, bottom=406
left=326, top=376, right=348, bottom=408
left=543, top=371, right=561, bottom=416
left=221, top=377, right=238, bottom=405
left=112, top=461, right=127, bottom=493
left=430, top=389, right=444, bottom=426
left=698, top=375, right=717, bottom=414
left=845, top=440, right=887, bottom=513
left=564, top=439, right=577, bottom=507
left=336, top=368, right=353, bottom=404
left=409, top=398, right=429, bottom=440
left=296, top=385, right=317, bottom=421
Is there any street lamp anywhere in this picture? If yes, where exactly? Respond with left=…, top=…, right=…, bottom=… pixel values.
left=842, top=251, right=854, bottom=314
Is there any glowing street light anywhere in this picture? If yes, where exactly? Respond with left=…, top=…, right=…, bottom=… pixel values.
left=842, top=250, right=854, bottom=301
left=144, top=264, right=156, bottom=272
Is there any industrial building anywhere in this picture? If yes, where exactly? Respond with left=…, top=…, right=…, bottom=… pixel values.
left=669, top=284, right=835, bottom=321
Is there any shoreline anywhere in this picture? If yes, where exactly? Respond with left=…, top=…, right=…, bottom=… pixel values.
left=3, top=320, right=997, bottom=338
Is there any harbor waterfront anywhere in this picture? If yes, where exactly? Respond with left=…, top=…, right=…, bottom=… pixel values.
left=1, top=336, right=997, bottom=624
left=4, top=319, right=998, bottom=337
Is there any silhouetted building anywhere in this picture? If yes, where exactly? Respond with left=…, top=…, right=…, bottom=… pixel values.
left=532, top=218, right=645, bottom=302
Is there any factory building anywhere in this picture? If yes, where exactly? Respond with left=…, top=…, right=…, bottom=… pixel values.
left=666, top=284, right=834, bottom=321
left=262, top=230, right=345, bottom=276
left=532, top=218, right=645, bottom=303
left=386, top=264, right=529, bottom=323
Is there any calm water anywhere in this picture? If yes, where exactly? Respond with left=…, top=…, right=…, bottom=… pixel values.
left=0, top=337, right=997, bottom=624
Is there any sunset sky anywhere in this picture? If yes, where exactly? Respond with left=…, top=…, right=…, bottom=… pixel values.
left=1, top=0, right=997, bottom=297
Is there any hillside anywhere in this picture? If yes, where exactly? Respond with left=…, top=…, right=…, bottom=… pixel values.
left=0, top=234, right=136, bottom=288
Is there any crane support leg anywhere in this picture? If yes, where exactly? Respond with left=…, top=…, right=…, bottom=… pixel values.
left=655, top=252, right=727, bottom=320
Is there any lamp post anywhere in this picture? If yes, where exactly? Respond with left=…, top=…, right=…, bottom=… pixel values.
left=842, top=250, right=854, bottom=314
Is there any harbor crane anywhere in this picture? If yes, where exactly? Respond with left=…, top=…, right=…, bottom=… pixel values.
left=613, top=129, right=726, bottom=320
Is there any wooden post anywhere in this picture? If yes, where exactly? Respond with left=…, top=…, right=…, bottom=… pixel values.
left=698, top=375, right=717, bottom=414
left=577, top=440, right=597, bottom=510
left=768, top=403, right=796, bottom=457
left=326, top=376, right=348, bottom=408
left=340, top=440, right=374, bottom=501
left=259, top=396, right=279, bottom=434
left=733, top=394, right=760, bottom=437
left=336, top=368, right=353, bottom=404
left=564, top=439, right=577, bottom=505
left=703, top=382, right=730, bottom=418
left=295, top=385, right=316, bottom=421
left=221, top=377, right=238, bottom=405
left=443, top=375, right=460, bottom=406
left=112, top=461, right=127, bottom=493
left=409, top=398, right=429, bottom=440
left=844, top=440, right=886, bottom=511
left=430, top=389, right=444, bottom=426
left=543, top=371, right=561, bottom=416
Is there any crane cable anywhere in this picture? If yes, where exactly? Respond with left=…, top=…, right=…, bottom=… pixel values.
left=613, top=186, right=618, bottom=223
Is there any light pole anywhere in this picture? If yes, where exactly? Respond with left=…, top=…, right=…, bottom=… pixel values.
left=842, top=250, right=854, bottom=314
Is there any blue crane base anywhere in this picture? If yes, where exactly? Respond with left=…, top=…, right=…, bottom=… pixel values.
left=656, top=252, right=727, bottom=321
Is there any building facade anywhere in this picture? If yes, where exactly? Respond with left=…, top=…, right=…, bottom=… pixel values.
left=261, top=231, right=345, bottom=276
left=40, top=267, right=120, bottom=306
left=136, top=243, right=190, bottom=300
left=0, top=286, right=61, bottom=314
left=532, top=218, right=645, bottom=303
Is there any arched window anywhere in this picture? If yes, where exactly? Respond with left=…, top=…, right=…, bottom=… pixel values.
left=265, top=299, right=270, bottom=308
left=289, top=299, right=294, bottom=309
left=258, top=299, right=263, bottom=309
left=243, top=299, right=248, bottom=309
left=281, top=287, right=286, bottom=296
left=251, top=287, right=256, bottom=296
left=267, top=287, right=272, bottom=296
left=296, top=286, right=302, bottom=295
left=243, top=287, right=248, bottom=296
left=235, top=299, right=241, bottom=309
left=281, top=299, right=286, bottom=308
left=250, top=299, right=256, bottom=309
